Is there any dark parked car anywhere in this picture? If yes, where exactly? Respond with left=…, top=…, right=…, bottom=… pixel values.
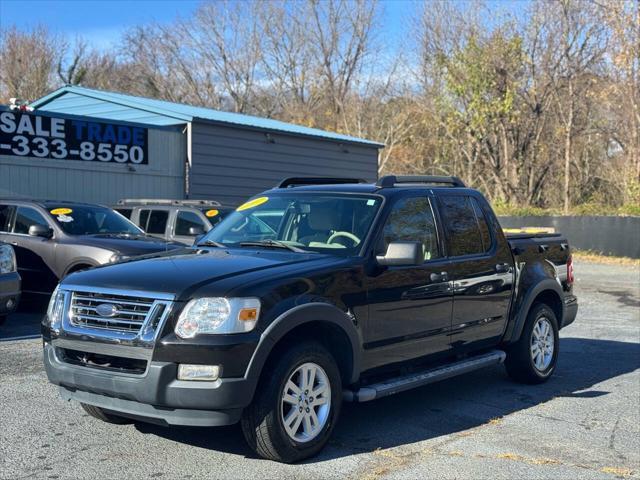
left=0, top=199, right=182, bottom=298
left=114, top=199, right=235, bottom=245
left=0, top=241, right=20, bottom=325
left=42, top=176, right=577, bottom=463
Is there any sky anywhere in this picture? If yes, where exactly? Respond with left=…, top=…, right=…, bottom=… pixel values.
left=0, top=0, right=419, bottom=51
left=0, top=0, right=525, bottom=55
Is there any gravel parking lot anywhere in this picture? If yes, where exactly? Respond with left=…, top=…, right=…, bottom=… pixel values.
left=1, top=260, right=638, bottom=479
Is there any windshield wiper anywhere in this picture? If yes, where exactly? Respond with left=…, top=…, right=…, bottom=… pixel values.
left=196, top=239, right=226, bottom=248
left=239, top=239, right=307, bottom=253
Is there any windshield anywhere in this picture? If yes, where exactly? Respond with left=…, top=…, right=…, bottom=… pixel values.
left=200, top=193, right=382, bottom=256
left=46, top=205, right=144, bottom=236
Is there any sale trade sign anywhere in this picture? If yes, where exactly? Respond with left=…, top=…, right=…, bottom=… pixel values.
left=0, top=111, right=148, bottom=164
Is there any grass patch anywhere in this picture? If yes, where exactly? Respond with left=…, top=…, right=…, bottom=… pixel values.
left=493, top=202, right=640, bottom=217
left=573, top=250, right=640, bottom=267
left=600, top=466, right=634, bottom=477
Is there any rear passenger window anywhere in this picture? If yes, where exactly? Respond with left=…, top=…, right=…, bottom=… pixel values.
left=0, top=205, right=14, bottom=232
left=381, top=197, right=441, bottom=261
left=471, top=198, right=492, bottom=252
left=439, top=196, right=487, bottom=257
left=175, top=211, right=205, bottom=236
left=139, top=210, right=150, bottom=229
left=145, top=210, right=168, bottom=235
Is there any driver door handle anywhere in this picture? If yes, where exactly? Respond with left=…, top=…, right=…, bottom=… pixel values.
left=495, top=263, right=511, bottom=273
left=430, top=271, right=449, bottom=282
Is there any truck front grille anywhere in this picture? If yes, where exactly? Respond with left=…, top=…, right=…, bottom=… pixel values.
left=70, top=291, right=165, bottom=334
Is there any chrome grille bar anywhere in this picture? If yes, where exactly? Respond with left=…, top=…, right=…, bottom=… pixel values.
left=70, top=291, right=156, bottom=333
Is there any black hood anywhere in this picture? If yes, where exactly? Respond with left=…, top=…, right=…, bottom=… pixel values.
left=62, top=247, right=345, bottom=297
left=73, top=234, right=182, bottom=256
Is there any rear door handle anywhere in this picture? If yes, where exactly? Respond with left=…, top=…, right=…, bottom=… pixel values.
left=495, top=263, right=511, bottom=273
left=430, top=271, right=449, bottom=282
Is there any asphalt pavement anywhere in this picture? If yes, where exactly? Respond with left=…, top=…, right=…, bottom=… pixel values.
left=1, top=260, right=638, bottom=479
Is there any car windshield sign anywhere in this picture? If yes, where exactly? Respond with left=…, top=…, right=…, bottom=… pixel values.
left=200, top=193, right=382, bottom=256
left=47, top=205, right=143, bottom=236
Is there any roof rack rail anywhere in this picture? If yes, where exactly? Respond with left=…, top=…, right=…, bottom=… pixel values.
left=116, top=198, right=222, bottom=206
left=276, top=177, right=367, bottom=188
left=376, top=175, right=466, bottom=188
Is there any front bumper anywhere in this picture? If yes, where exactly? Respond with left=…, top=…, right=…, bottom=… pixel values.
left=43, top=342, right=255, bottom=427
left=0, top=271, right=21, bottom=316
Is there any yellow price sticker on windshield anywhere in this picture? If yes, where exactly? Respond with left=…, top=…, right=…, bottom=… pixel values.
left=205, top=209, right=219, bottom=218
left=237, top=196, right=269, bottom=211
left=50, top=208, right=73, bottom=215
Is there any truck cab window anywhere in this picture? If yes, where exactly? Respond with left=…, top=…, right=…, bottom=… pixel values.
left=13, top=207, right=48, bottom=234
left=381, top=197, right=440, bottom=261
left=439, top=196, right=485, bottom=256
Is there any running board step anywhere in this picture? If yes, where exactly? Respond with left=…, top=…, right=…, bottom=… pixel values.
left=343, top=350, right=506, bottom=402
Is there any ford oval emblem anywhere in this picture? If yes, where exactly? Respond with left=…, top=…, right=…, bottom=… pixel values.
left=95, top=303, right=119, bottom=318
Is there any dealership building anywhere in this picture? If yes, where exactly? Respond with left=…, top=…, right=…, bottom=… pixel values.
left=0, top=85, right=382, bottom=205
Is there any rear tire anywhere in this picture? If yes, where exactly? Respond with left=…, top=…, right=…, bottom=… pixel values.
left=241, top=342, right=342, bottom=463
left=80, top=403, right=133, bottom=424
left=505, top=303, right=559, bottom=384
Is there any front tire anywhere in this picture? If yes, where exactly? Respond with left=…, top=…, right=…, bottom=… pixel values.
left=80, top=403, right=133, bottom=424
left=241, top=342, right=342, bottom=463
left=505, top=303, right=559, bottom=384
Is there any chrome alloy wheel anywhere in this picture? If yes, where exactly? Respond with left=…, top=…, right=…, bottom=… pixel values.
left=531, top=317, right=554, bottom=371
left=280, top=362, right=332, bottom=443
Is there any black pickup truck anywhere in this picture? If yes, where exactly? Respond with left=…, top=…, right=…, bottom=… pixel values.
left=42, top=176, right=577, bottom=463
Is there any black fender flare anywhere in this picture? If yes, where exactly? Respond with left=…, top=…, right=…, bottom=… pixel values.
left=505, top=278, right=564, bottom=344
left=243, top=303, right=362, bottom=397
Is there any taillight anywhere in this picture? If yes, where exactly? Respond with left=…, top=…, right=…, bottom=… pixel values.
left=567, top=255, right=574, bottom=285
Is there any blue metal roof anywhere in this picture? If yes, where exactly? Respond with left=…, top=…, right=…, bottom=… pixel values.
left=31, top=85, right=384, bottom=148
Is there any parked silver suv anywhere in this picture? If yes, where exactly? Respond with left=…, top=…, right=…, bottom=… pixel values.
left=114, top=199, right=234, bottom=245
left=0, top=199, right=182, bottom=299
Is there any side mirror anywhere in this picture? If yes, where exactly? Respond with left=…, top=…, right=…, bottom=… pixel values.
left=28, top=224, right=53, bottom=238
left=376, top=241, right=424, bottom=267
left=188, top=226, right=205, bottom=236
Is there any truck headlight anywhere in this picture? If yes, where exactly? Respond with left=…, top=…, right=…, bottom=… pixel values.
left=46, top=285, right=68, bottom=330
left=175, top=297, right=261, bottom=338
left=0, top=244, right=17, bottom=274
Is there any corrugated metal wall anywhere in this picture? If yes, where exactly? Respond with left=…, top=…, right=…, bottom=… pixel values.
left=0, top=128, right=186, bottom=204
left=189, top=122, right=379, bottom=205
left=499, top=215, right=640, bottom=258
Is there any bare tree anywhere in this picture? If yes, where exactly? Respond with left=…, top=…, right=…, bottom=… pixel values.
left=1, top=0, right=635, bottom=212
left=182, top=0, right=266, bottom=113
left=598, top=0, right=640, bottom=198
left=544, top=0, right=608, bottom=212
left=0, top=25, right=63, bottom=102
